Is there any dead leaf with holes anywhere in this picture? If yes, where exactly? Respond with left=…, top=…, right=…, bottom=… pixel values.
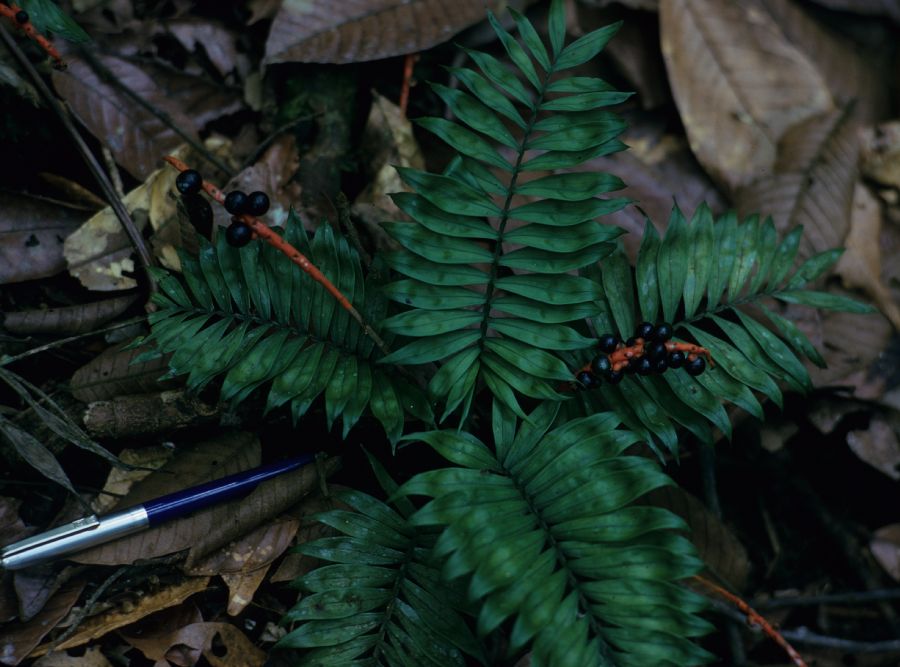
left=90, top=445, right=174, bottom=515
left=32, top=646, right=112, bottom=667
left=861, top=121, right=900, bottom=189
left=660, top=0, right=832, bottom=190
left=0, top=192, right=84, bottom=286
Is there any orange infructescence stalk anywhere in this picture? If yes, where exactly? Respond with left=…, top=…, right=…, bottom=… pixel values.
left=0, top=4, right=65, bottom=68
left=162, top=155, right=390, bottom=356
left=573, top=336, right=713, bottom=389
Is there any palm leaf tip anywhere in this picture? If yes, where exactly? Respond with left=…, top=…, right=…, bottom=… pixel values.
left=382, top=2, right=632, bottom=421
left=398, top=401, right=714, bottom=666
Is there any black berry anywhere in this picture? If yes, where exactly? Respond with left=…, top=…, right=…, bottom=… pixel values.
left=654, top=323, right=673, bottom=341
left=646, top=341, right=667, bottom=362
left=182, top=194, right=212, bottom=238
left=15, top=10, right=28, bottom=23
left=635, top=321, right=655, bottom=340
left=598, top=334, right=618, bottom=354
left=175, top=169, right=203, bottom=195
left=623, top=360, right=638, bottom=374
left=625, top=336, right=637, bottom=347
left=635, top=357, right=653, bottom=376
left=668, top=351, right=685, bottom=368
left=226, top=220, right=253, bottom=247
left=606, top=370, right=624, bottom=385
left=652, top=357, right=669, bottom=374
left=685, top=356, right=706, bottom=376
left=246, top=191, right=270, bottom=216
left=591, top=355, right=612, bottom=376
left=224, top=190, right=249, bottom=215
left=576, top=371, right=598, bottom=388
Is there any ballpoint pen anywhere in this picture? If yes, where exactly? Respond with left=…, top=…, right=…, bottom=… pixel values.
left=0, top=453, right=317, bottom=571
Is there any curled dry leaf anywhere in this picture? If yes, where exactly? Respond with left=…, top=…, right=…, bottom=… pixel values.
left=0, top=193, right=84, bottom=286
left=846, top=414, right=900, bottom=482
left=660, top=0, right=833, bottom=190
left=70, top=342, right=178, bottom=404
left=166, top=19, right=239, bottom=76
left=117, top=601, right=202, bottom=664
left=221, top=567, right=270, bottom=616
left=264, top=0, right=504, bottom=64
left=83, top=390, right=220, bottom=440
left=29, top=577, right=210, bottom=656
left=52, top=55, right=196, bottom=180
left=871, top=523, right=900, bottom=582
left=644, top=485, right=750, bottom=591
left=835, top=184, right=900, bottom=329
left=187, top=515, right=300, bottom=576
left=1, top=293, right=138, bottom=336
left=0, top=581, right=84, bottom=666
left=735, top=107, right=859, bottom=262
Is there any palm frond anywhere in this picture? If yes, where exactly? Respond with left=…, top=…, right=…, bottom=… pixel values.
left=399, top=400, right=714, bottom=667
left=278, top=452, right=483, bottom=666
left=141, top=215, right=432, bottom=443
left=380, top=0, right=629, bottom=422
left=576, top=204, right=873, bottom=453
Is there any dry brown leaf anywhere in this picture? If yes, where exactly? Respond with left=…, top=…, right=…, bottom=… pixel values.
left=117, top=601, right=202, bottom=663
left=187, top=515, right=299, bottom=576
left=807, top=308, right=893, bottom=398
left=581, top=127, right=726, bottom=259
left=90, top=445, right=174, bottom=515
left=599, top=19, right=668, bottom=110
left=172, top=622, right=266, bottom=667
left=0, top=193, right=84, bottom=286
left=32, top=646, right=113, bottom=667
left=356, top=92, right=425, bottom=217
left=269, top=489, right=352, bottom=583
left=70, top=342, right=178, bottom=404
left=0, top=581, right=84, bottom=666
left=757, top=0, right=891, bottom=124
left=660, top=0, right=833, bottom=190
left=644, top=486, right=750, bottom=590
left=1, top=294, right=138, bottom=336
left=870, top=523, right=900, bottom=582
left=847, top=414, right=900, bottom=481
left=166, top=19, right=239, bottom=76
left=835, top=184, right=900, bottom=329
left=264, top=0, right=504, bottom=64
left=735, top=107, right=859, bottom=262
left=30, top=577, right=210, bottom=656
left=72, top=433, right=259, bottom=565
left=83, top=390, right=220, bottom=440
left=52, top=55, right=197, bottom=180
left=861, top=121, right=900, bottom=189
left=0, top=498, right=31, bottom=547
left=221, top=566, right=270, bottom=616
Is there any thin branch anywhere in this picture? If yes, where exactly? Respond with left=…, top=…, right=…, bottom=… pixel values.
left=779, top=627, right=900, bottom=654
left=756, top=588, right=900, bottom=610
left=0, top=23, right=154, bottom=272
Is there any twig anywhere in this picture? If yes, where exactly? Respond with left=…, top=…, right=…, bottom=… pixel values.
left=335, top=191, right=373, bottom=271
left=756, top=588, right=900, bottom=610
left=101, top=146, right=125, bottom=199
left=398, top=53, right=419, bottom=116
left=47, top=566, right=129, bottom=653
left=237, top=113, right=320, bottom=173
left=0, top=23, right=154, bottom=272
left=77, top=47, right=232, bottom=177
left=163, top=156, right=391, bottom=357
left=779, top=627, right=900, bottom=654
left=693, top=575, right=809, bottom=667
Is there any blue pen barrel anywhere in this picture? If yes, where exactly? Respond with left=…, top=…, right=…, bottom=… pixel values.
left=143, top=454, right=316, bottom=526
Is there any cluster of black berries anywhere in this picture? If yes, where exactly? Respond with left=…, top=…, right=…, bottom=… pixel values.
left=15, top=10, right=28, bottom=23
left=175, top=169, right=270, bottom=249
left=575, top=321, right=707, bottom=390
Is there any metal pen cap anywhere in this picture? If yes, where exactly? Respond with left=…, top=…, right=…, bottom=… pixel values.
left=0, top=506, right=149, bottom=571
